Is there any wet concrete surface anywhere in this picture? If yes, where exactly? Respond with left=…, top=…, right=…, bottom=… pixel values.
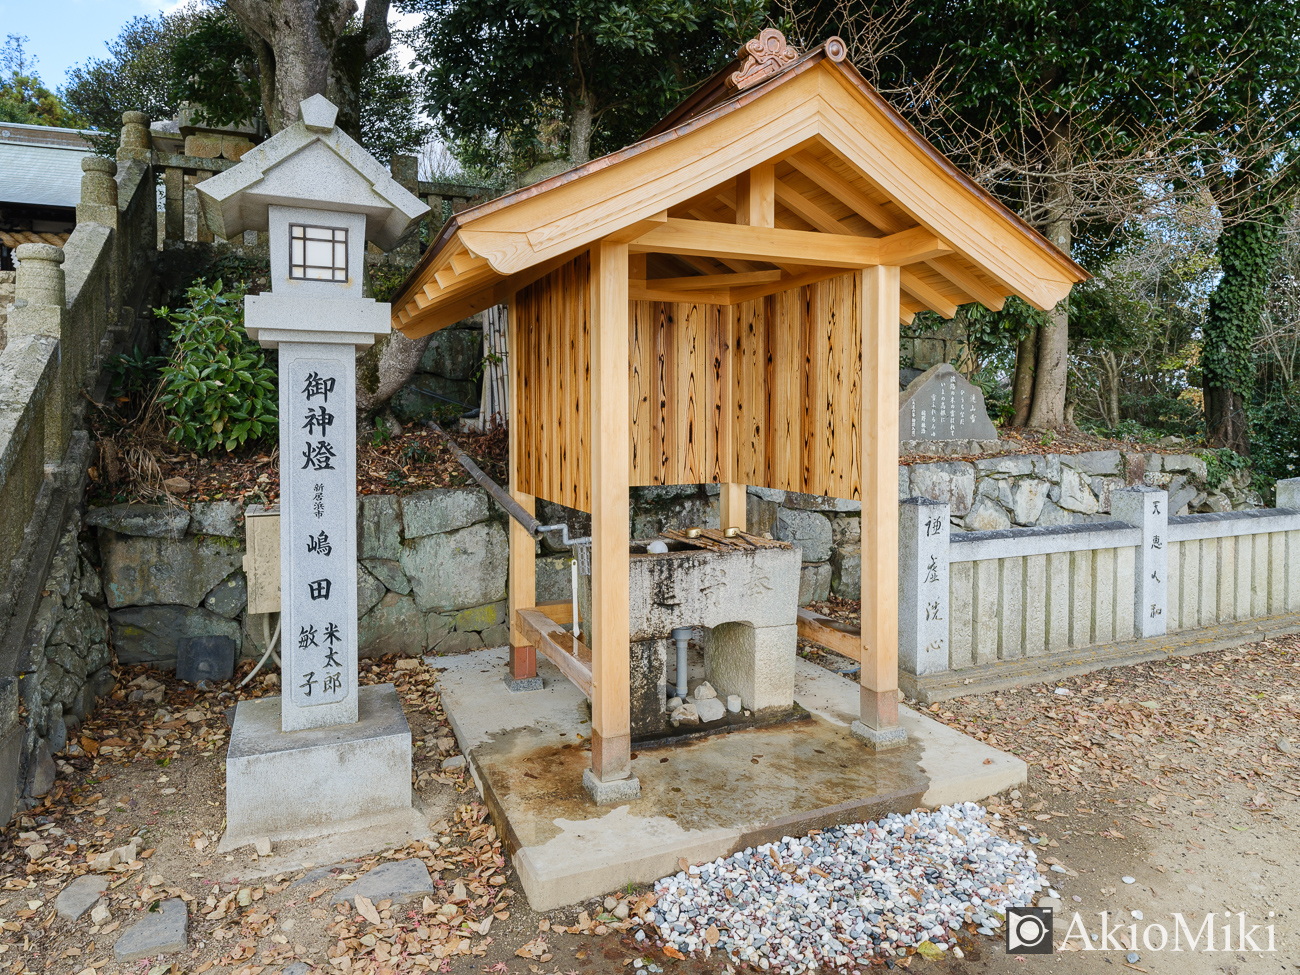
left=432, top=647, right=1023, bottom=910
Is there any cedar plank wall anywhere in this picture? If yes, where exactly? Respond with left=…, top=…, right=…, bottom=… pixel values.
left=514, top=255, right=864, bottom=506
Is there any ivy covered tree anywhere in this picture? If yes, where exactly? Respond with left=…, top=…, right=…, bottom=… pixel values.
left=401, top=0, right=766, bottom=184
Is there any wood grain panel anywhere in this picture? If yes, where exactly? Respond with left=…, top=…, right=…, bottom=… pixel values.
left=513, top=253, right=591, bottom=508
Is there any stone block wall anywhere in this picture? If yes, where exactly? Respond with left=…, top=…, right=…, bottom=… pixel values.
left=86, top=487, right=513, bottom=674
left=1, top=522, right=114, bottom=818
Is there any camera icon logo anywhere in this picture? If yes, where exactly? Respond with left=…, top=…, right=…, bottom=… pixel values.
left=1006, top=907, right=1054, bottom=954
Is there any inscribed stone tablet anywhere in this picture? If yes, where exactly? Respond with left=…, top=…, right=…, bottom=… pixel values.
left=899, top=363, right=998, bottom=442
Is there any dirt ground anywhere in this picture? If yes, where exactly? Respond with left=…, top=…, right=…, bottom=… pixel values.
left=1, top=636, right=1296, bottom=975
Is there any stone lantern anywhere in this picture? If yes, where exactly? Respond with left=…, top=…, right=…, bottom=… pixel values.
left=197, top=95, right=430, bottom=849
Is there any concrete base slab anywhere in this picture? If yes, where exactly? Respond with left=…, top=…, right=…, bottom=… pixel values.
left=431, top=647, right=1025, bottom=912
left=220, top=683, right=418, bottom=852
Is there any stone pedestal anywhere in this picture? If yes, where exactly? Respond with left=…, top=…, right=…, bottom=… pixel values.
left=222, top=683, right=420, bottom=850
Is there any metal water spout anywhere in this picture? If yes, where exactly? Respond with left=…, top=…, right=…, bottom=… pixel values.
left=670, top=626, right=693, bottom=700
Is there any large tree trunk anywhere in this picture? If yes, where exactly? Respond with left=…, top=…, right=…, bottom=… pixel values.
left=1011, top=328, right=1037, bottom=427
left=1202, top=213, right=1279, bottom=455
left=225, top=0, right=391, bottom=134
left=1027, top=197, right=1072, bottom=430
left=568, top=96, right=594, bottom=166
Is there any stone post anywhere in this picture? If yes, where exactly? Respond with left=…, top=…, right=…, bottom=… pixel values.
left=1277, top=478, right=1300, bottom=509
left=898, top=497, right=950, bottom=676
left=162, top=169, right=185, bottom=243
left=9, top=244, right=69, bottom=465
left=116, top=111, right=152, bottom=164
left=1113, top=486, right=1168, bottom=638
left=76, top=157, right=119, bottom=229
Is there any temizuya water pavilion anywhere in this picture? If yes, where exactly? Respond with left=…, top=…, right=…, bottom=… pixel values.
left=391, top=31, right=1086, bottom=808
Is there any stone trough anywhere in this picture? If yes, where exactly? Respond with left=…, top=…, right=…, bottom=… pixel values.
left=575, top=532, right=803, bottom=740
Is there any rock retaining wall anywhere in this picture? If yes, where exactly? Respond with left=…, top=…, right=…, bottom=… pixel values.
left=0, top=522, right=114, bottom=819
left=87, top=488, right=514, bottom=672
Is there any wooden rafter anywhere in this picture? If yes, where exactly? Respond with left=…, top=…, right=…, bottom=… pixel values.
left=642, top=270, right=782, bottom=290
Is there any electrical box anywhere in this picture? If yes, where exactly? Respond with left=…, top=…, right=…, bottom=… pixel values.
left=243, top=506, right=281, bottom=615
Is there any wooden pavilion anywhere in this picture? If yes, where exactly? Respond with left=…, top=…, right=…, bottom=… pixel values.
left=391, top=30, right=1087, bottom=799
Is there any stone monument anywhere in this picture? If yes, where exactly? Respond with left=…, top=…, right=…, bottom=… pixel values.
left=197, top=95, right=431, bottom=849
left=899, top=362, right=998, bottom=443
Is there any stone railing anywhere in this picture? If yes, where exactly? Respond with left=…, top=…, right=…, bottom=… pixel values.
left=892, top=478, right=1300, bottom=702
left=0, top=112, right=160, bottom=820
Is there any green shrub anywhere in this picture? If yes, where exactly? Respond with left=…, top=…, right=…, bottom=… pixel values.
left=155, top=280, right=277, bottom=453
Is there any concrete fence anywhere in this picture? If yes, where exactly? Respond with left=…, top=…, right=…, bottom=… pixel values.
left=898, top=478, right=1300, bottom=701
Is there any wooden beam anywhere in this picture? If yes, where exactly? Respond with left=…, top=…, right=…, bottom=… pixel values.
left=774, top=177, right=851, bottom=235
left=631, top=218, right=881, bottom=268
left=858, top=264, right=902, bottom=742
left=398, top=290, right=499, bottom=339
left=604, top=210, right=669, bottom=244
left=727, top=265, right=847, bottom=303
left=516, top=608, right=593, bottom=699
left=900, top=270, right=959, bottom=319
left=535, top=599, right=574, bottom=626
left=450, top=250, right=488, bottom=275
left=588, top=239, right=633, bottom=785
left=797, top=608, right=862, bottom=662
left=786, top=152, right=904, bottom=233
left=507, top=290, right=538, bottom=682
left=735, top=164, right=775, bottom=228
left=628, top=285, right=733, bottom=305
left=875, top=227, right=953, bottom=266
left=927, top=257, right=1006, bottom=311
left=642, top=270, right=781, bottom=290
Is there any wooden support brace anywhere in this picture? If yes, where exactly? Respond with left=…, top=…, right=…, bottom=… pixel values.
left=507, top=291, right=538, bottom=681
left=856, top=264, right=906, bottom=749
left=588, top=239, right=634, bottom=785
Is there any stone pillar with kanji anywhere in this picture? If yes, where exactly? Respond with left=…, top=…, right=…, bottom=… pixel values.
left=198, top=95, right=430, bottom=850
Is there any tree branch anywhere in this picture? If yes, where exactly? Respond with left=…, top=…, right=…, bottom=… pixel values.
left=362, top=0, right=393, bottom=61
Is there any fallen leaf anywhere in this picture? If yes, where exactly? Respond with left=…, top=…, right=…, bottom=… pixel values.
left=354, top=894, right=381, bottom=926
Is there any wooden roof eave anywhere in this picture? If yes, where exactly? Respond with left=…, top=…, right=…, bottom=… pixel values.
left=390, top=46, right=1089, bottom=332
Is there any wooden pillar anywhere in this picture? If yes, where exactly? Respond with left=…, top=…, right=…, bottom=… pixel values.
left=718, top=164, right=774, bottom=530
left=505, top=292, right=540, bottom=687
left=853, top=264, right=907, bottom=750
left=585, top=239, right=640, bottom=803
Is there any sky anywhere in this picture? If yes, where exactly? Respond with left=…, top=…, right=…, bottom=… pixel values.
left=0, top=0, right=420, bottom=90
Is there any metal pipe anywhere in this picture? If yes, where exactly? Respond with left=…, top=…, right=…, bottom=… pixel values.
left=570, top=558, right=581, bottom=639
left=427, top=421, right=541, bottom=535
left=670, top=626, right=692, bottom=700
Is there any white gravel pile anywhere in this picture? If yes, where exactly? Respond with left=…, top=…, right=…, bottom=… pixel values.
left=648, top=802, right=1043, bottom=971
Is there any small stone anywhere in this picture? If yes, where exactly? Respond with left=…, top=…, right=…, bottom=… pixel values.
left=55, top=874, right=109, bottom=921
left=254, top=837, right=272, bottom=857
left=113, top=898, right=188, bottom=961
left=25, top=843, right=48, bottom=860
left=1073, top=895, right=1082, bottom=903
left=726, top=694, right=742, bottom=713
left=695, top=697, right=726, bottom=723
left=162, top=476, right=192, bottom=495
left=666, top=697, right=682, bottom=709
left=90, top=901, right=111, bottom=925
left=441, top=755, right=466, bottom=771
left=1122, top=876, right=1136, bottom=885
left=1131, top=909, right=1143, bottom=920
left=331, top=860, right=435, bottom=906
left=670, top=703, right=700, bottom=726
left=604, top=896, right=617, bottom=911
left=693, top=682, right=717, bottom=700
left=1278, top=737, right=1294, bottom=755
left=1127, top=952, right=1140, bottom=964
left=614, top=902, right=630, bottom=920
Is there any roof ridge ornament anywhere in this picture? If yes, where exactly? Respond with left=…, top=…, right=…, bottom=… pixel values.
left=727, top=28, right=800, bottom=92
left=299, top=94, right=339, bottom=132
